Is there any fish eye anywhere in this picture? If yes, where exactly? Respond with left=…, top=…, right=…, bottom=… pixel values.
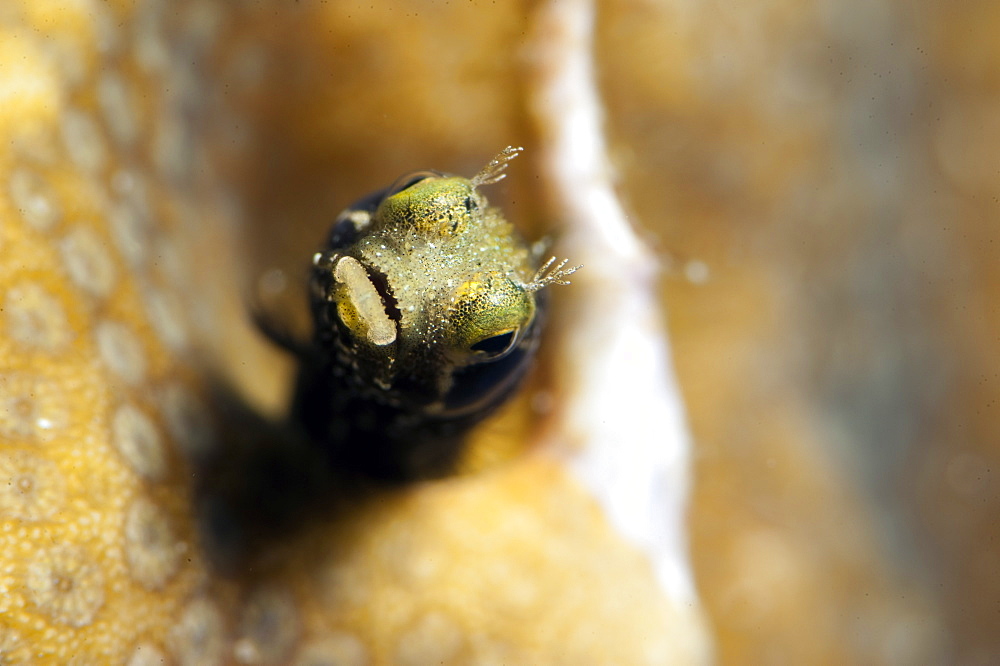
left=445, top=276, right=535, bottom=368
left=470, top=329, right=518, bottom=359
left=387, top=170, right=440, bottom=196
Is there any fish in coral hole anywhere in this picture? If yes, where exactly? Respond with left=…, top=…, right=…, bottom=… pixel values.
left=262, top=147, right=578, bottom=480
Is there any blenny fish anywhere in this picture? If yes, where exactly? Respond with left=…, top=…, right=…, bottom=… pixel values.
left=269, top=147, right=577, bottom=480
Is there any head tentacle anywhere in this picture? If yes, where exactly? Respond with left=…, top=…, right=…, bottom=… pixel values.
left=472, top=146, right=524, bottom=187
left=525, top=256, right=581, bottom=292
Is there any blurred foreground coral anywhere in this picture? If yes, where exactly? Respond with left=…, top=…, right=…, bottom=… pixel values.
left=596, top=0, right=1000, bottom=662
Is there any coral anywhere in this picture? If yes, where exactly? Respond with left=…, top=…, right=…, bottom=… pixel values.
left=0, top=0, right=705, bottom=663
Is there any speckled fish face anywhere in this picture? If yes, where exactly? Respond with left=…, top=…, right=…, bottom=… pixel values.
left=309, top=147, right=576, bottom=418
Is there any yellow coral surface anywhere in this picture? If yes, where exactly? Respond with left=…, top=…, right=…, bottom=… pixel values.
left=0, top=1, right=704, bottom=663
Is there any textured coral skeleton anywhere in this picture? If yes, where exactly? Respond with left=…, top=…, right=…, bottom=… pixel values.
left=0, top=0, right=707, bottom=663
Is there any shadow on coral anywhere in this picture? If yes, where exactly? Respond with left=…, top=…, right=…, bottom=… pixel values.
left=191, top=380, right=379, bottom=575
